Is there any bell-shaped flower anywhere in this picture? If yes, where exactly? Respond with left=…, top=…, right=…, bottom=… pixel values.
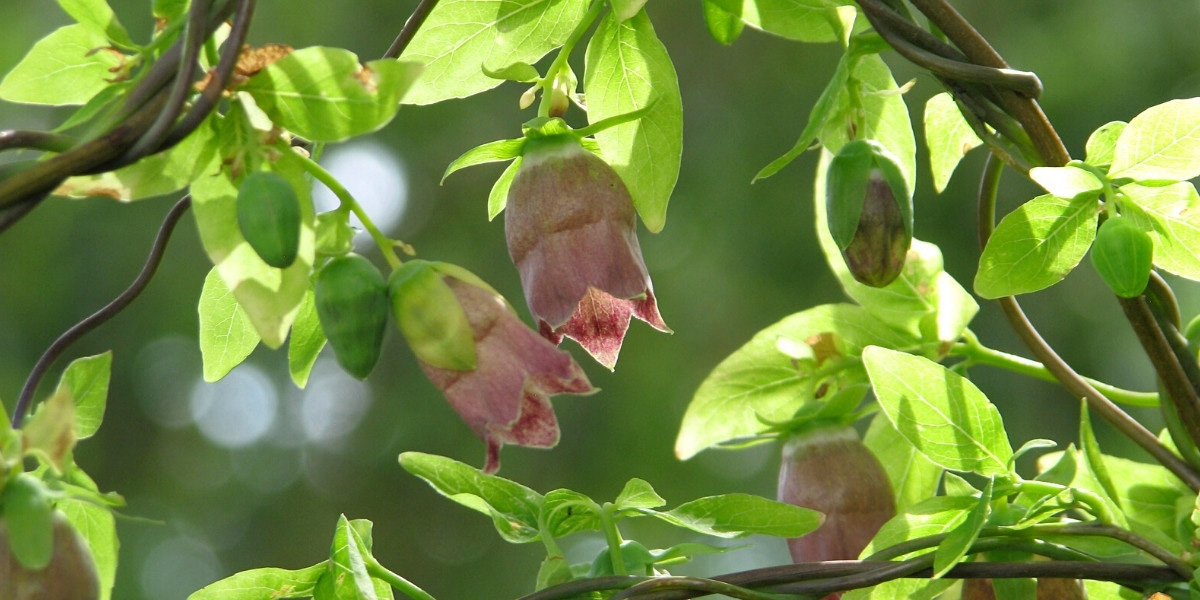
left=505, top=136, right=669, bottom=369
left=392, top=263, right=594, bottom=473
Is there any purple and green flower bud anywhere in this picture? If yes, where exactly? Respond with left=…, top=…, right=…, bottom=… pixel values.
left=826, top=140, right=913, bottom=288
left=777, top=427, right=895, bottom=574
left=505, top=134, right=669, bottom=370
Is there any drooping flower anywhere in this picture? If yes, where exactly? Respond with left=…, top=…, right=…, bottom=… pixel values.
left=505, top=136, right=669, bottom=369
left=404, top=271, right=595, bottom=473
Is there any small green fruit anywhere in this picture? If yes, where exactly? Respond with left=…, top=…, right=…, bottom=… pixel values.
left=237, top=171, right=302, bottom=268
left=314, top=254, right=389, bottom=379
left=1091, top=216, right=1153, bottom=298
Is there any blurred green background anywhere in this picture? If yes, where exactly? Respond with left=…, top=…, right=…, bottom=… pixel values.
left=3, top=1, right=1200, bottom=598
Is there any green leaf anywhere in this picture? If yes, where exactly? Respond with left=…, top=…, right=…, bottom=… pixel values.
left=754, top=51, right=851, bottom=181
left=1120, top=182, right=1200, bottom=280
left=862, top=495, right=976, bottom=559
left=614, top=478, right=666, bottom=511
left=974, top=194, right=1100, bottom=299
left=328, top=515, right=378, bottom=600
left=53, top=351, right=111, bottom=440
left=652, top=493, right=822, bottom=538
left=0, top=474, right=54, bottom=569
left=923, top=92, right=982, bottom=194
left=188, top=564, right=326, bottom=599
left=243, top=47, right=422, bottom=142
left=703, top=0, right=852, bottom=43
left=488, top=156, right=522, bottom=220
left=584, top=10, right=682, bottom=233
left=1028, top=165, right=1103, bottom=199
left=482, top=61, right=540, bottom=82
left=1110, top=98, right=1200, bottom=182
left=1080, top=403, right=1121, bottom=512
left=820, top=53, right=917, bottom=197
left=399, top=0, right=591, bottom=105
left=1084, top=121, right=1126, bottom=169
left=55, top=116, right=219, bottom=201
left=23, top=387, right=76, bottom=471
left=191, top=151, right=315, bottom=349
left=441, top=138, right=524, bottom=183
left=287, top=288, right=326, bottom=388
left=60, top=498, right=119, bottom=600
left=675, top=303, right=915, bottom=460
left=399, top=452, right=544, bottom=543
left=0, top=24, right=124, bottom=106
left=842, top=580, right=953, bottom=600
left=933, top=477, right=993, bottom=577
left=702, top=0, right=745, bottom=45
left=1103, top=453, right=1191, bottom=539
left=542, top=489, right=601, bottom=538
left=863, top=412, right=941, bottom=512
left=57, top=0, right=134, bottom=47
left=535, top=555, right=571, bottom=590
left=197, top=267, right=261, bottom=382
left=863, top=347, right=1013, bottom=475
left=648, top=542, right=741, bottom=565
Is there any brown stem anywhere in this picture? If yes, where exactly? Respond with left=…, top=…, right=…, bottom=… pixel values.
left=383, top=0, right=441, bottom=59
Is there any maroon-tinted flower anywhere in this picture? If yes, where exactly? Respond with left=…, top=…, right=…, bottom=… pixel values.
left=417, top=277, right=594, bottom=473
left=505, top=137, right=669, bottom=369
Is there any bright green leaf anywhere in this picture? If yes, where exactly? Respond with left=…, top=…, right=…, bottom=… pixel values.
left=399, top=0, right=590, bottom=105
left=842, top=579, right=953, bottom=600
left=863, top=412, right=941, bottom=511
left=243, top=47, right=422, bottom=142
left=933, top=477, right=992, bottom=577
left=614, top=478, right=666, bottom=511
left=488, top=156, right=521, bottom=220
left=702, top=0, right=745, bottom=45
left=0, top=24, right=124, bottom=106
left=584, top=10, right=682, bottom=233
left=1120, top=182, right=1200, bottom=280
left=287, top=288, right=326, bottom=388
left=704, top=0, right=852, bottom=43
left=54, top=351, right=111, bottom=440
left=1084, top=121, right=1126, bottom=169
left=863, top=347, right=1013, bottom=475
left=653, top=493, right=822, bottom=538
left=1110, top=98, right=1200, bottom=182
left=675, top=304, right=915, bottom=460
left=191, top=151, right=315, bottom=349
left=442, top=138, right=524, bottom=183
left=1103, top=453, right=1191, bottom=539
left=482, top=61, right=540, bottom=82
left=188, top=564, right=326, bottom=599
left=57, top=0, right=134, bottom=47
left=924, top=92, right=982, bottom=194
left=56, top=115, right=218, bottom=201
left=862, top=495, right=976, bottom=559
left=60, top=498, right=119, bottom=600
left=1028, top=165, right=1102, bottom=199
left=542, top=489, right=600, bottom=538
left=399, top=452, right=544, bottom=543
left=974, top=194, right=1099, bottom=299
left=328, top=515, right=377, bottom=600
left=197, top=267, right=261, bottom=382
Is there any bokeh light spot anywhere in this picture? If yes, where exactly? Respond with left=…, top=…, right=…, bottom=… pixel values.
left=189, top=364, right=278, bottom=448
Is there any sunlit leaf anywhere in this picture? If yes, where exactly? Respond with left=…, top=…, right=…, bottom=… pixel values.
left=399, top=452, right=544, bottom=543
left=197, top=267, right=261, bottom=382
left=974, top=194, right=1099, bottom=299
left=53, top=351, right=112, bottom=440
left=924, top=92, right=982, bottom=194
left=0, top=24, right=124, bottom=105
left=1110, top=98, right=1200, bottom=183
left=652, top=493, right=822, bottom=538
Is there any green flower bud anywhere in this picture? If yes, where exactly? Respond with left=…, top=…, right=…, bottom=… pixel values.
left=388, top=260, right=476, bottom=371
left=314, top=254, right=389, bottom=379
left=236, top=171, right=302, bottom=269
left=1091, top=216, right=1153, bottom=298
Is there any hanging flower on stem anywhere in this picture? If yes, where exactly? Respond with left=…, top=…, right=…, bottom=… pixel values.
left=389, top=261, right=595, bottom=473
left=505, top=133, right=670, bottom=369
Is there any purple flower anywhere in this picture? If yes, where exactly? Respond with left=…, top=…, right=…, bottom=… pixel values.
left=506, top=138, right=669, bottom=369
left=417, top=277, right=594, bottom=473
